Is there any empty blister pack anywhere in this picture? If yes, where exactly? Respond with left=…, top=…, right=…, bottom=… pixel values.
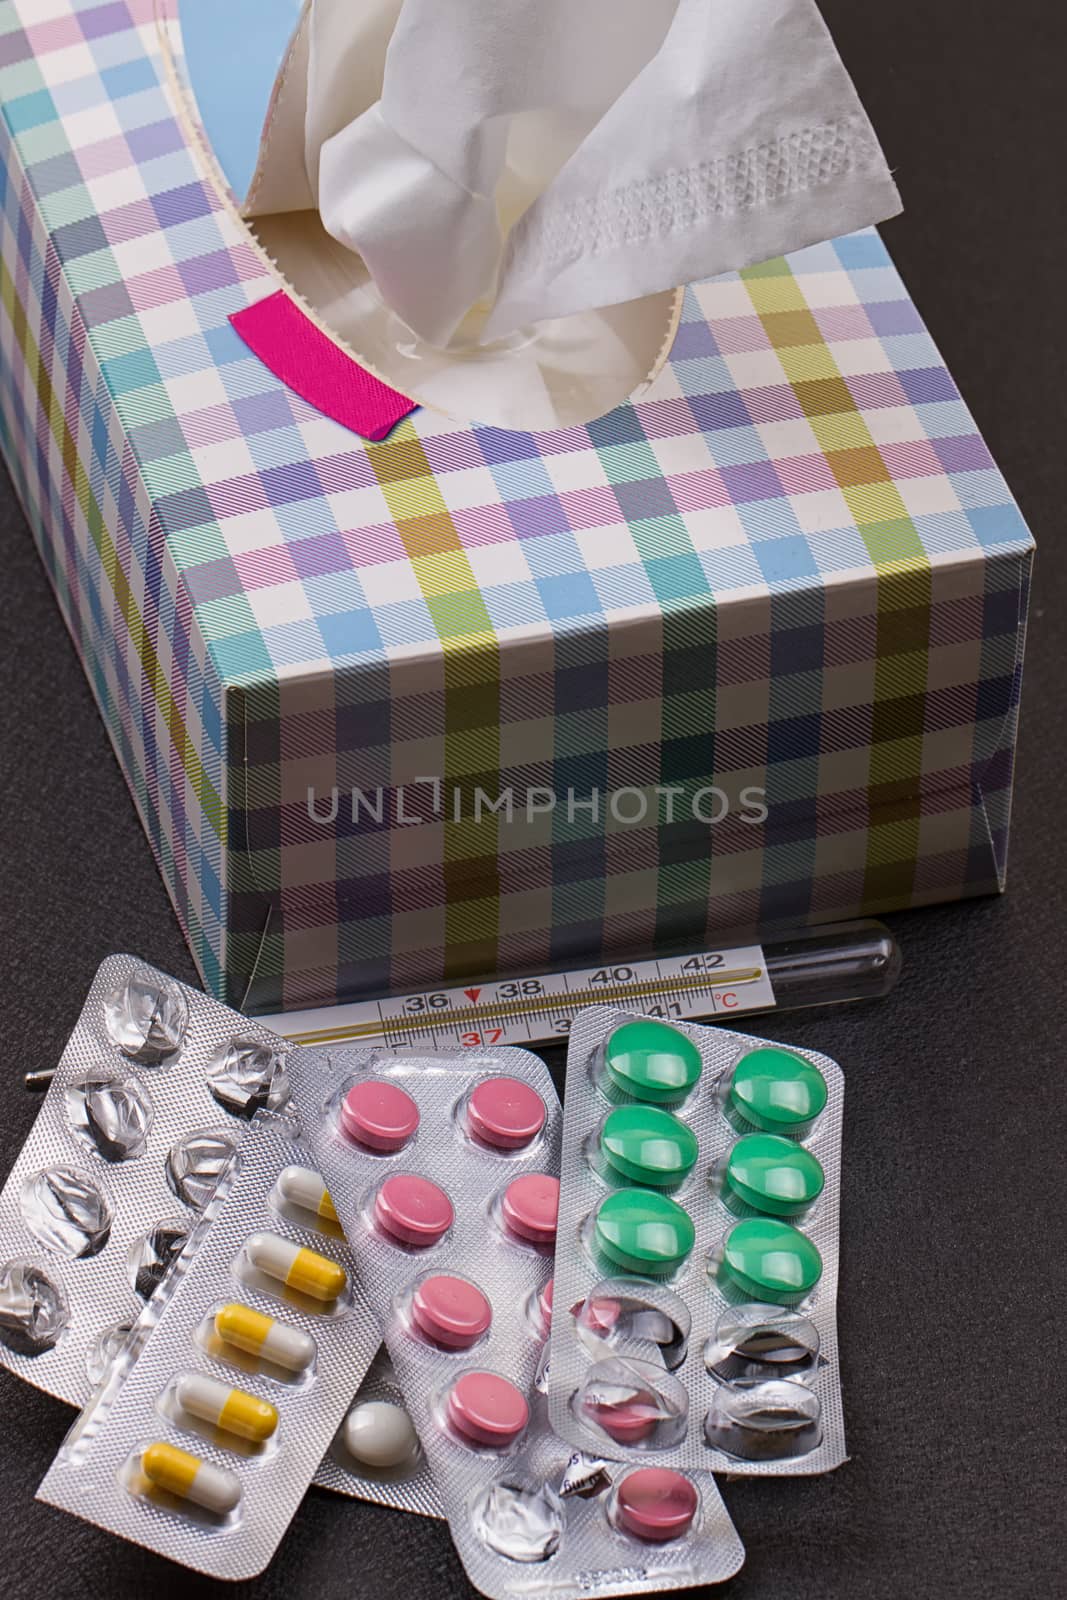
left=293, top=1046, right=744, bottom=1597
left=0, top=955, right=290, bottom=1401
left=548, top=1010, right=844, bottom=1475
left=0, top=954, right=440, bottom=1514
left=37, top=1122, right=381, bottom=1578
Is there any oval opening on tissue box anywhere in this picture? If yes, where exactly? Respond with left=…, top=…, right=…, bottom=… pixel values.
left=170, top=0, right=682, bottom=433
left=248, top=210, right=682, bottom=432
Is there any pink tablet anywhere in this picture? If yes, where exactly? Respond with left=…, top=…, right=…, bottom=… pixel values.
left=411, top=1275, right=492, bottom=1349
left=580, top=1295, right=621, bottom=1337
left=500, top=1173, right=560, bottom=1245
left=341, top=1079, right=419, bottom=1153
left=374, top=1173, right=453, bottom=1247
left=585, top=1389, right=659, bottom=1444
left=447, top=1371, right=529, bottom=1448
left=615, top=1468, right=698, bottom=1543
left=466, top=1077, right=546, bottom=1150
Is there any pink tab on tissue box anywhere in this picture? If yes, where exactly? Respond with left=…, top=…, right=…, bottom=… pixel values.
left=230, top=290, right=416, bottom=442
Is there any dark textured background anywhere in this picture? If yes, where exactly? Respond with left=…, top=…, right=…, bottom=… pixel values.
left=0, top=2, right=1064, bottom=1596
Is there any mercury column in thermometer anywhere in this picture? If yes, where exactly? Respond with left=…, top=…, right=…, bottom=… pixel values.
left=258, top=919, right=900, bottom=1051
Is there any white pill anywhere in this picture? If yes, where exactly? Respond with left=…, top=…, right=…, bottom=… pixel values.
left=344, top=1400, right=419, bottom=1468
left=276, top=1165, right=338, bottom=1224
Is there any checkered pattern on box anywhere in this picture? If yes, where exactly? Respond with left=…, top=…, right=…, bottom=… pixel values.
left=0, top=0, right=1033, bottom=1008
left=0, top=8, right=228, bottom=995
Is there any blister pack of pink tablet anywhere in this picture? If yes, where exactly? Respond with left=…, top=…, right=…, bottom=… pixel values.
left=293, top=1046, right=745, bottom=1598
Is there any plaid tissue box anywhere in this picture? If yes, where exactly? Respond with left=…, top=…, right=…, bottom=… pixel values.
left=0, top=0, right=1034, bottom=1010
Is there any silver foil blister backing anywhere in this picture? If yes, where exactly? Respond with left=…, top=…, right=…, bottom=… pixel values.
left=36, top=1124, right=381, bottom=1580
left=294, top=1045, right=744, bottom=1598
left=548, top=1008, right=845, bottom=1476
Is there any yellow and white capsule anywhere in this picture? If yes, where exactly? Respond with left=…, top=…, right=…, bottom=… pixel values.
left=141, top=1440, right=241, bottom=1515
left=213, top=1302, right=316, bottom=1374
left=245, top=1231, right=347, bottom=1302
left=276, top=1165, right=338, bottom=1225
left=175, top=1372, right=278, bottom=1442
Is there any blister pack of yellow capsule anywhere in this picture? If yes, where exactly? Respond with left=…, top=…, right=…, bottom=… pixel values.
left=36, top=1122, right=382, bottom=1578
left=548, top=1009, right=845, bottom=1476
left=0, top=954, right=440, bottom=1516
left=111, top=1156, right=444, bottom=1520
left=293, top=1046, right=745, bottom=1598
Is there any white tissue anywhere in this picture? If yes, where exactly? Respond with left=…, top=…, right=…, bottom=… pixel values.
left=299, top=0, right=901, bottom=349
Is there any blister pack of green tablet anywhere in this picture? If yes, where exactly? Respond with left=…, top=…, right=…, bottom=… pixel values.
left=548, top=1009, right=844, bottom=1476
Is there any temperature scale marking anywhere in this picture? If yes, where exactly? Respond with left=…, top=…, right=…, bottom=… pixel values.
left=259, top=945, right=774, bottom=1051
